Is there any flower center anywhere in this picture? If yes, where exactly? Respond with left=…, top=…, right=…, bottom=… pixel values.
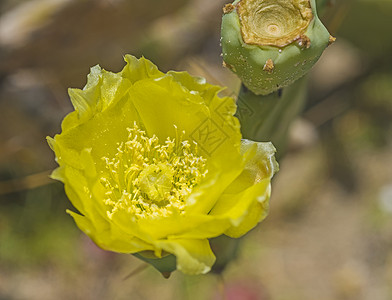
left=100, top=123, right=207, bottom=220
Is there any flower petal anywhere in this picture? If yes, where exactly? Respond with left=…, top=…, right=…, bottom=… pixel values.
left=156, top=238, right=216, bottom=275
left=121, top=55, right=164, bottom=83
left=66, top=66, right=130, bottom=125
left=224, top=179, right=270, bottom=238
left=129, top=76, right=210, bottom=142
left=209, top=140, right=277, bottom=236
left=136, top=212, right=231, bottom=240
left=67, top=210, right=155, bottom=253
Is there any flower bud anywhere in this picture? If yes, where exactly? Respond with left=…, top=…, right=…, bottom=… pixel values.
left=221, top=0, right=333, bottom=95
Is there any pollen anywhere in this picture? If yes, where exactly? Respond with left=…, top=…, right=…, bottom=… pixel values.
left=100, top=123, right=208, bottom=220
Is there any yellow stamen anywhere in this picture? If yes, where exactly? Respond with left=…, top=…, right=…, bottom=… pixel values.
left=100, top=123, right=207, bottom=220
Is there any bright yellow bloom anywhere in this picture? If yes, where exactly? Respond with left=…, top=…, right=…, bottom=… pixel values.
left=47, top=55, right=278, bottom=275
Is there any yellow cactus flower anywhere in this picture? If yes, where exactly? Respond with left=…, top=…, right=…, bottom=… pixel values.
left=47, top=55, right=278, bottom=275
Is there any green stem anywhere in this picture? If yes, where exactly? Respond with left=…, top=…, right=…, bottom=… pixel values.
left=236, top=76, right=308, bottom=159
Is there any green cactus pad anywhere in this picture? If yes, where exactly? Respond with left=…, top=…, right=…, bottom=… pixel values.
left=221, top=0, right=332, bottom=95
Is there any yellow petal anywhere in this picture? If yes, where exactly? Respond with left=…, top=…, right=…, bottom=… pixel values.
left=156, top=238, right=215, bottom=275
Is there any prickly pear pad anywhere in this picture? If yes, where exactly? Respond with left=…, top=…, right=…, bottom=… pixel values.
left=221, top=0, right=331, bottom=95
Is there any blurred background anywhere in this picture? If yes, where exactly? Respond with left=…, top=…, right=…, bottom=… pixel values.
left=0, top=0, right=391, bottom=299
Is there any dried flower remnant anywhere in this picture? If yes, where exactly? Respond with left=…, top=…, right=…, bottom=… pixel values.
left=237, top=0, right=313, bottom=47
